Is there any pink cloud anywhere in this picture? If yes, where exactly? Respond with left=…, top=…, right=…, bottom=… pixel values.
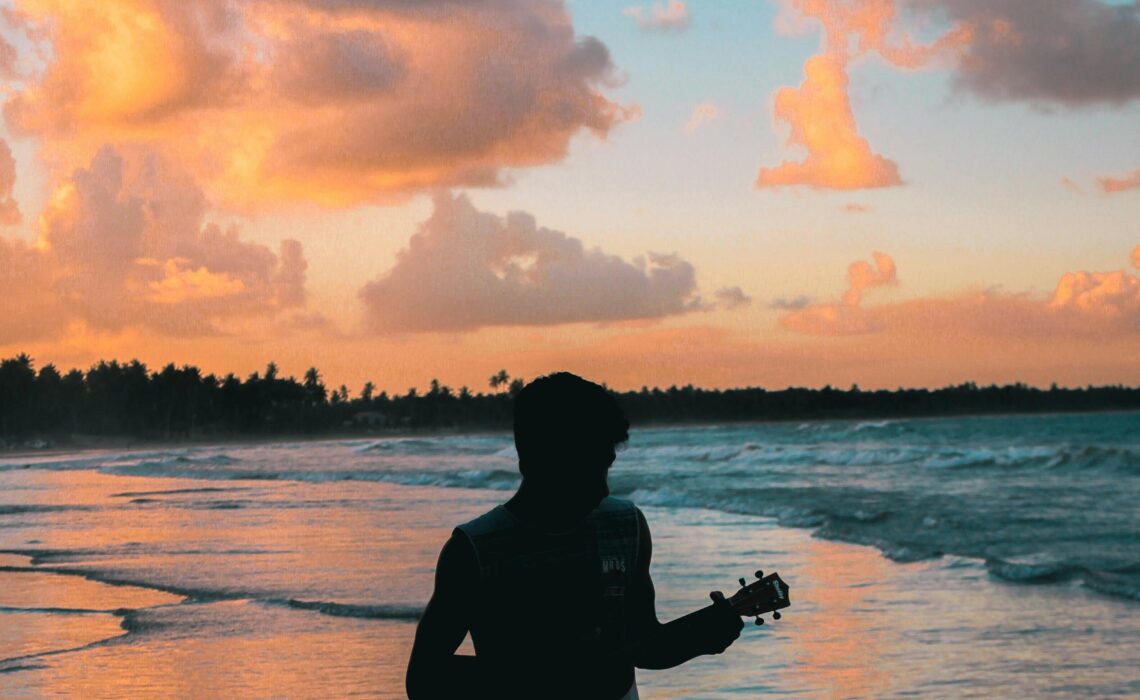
left=780, top=251, right=896, bottom=336
left=1097, top=169, right=1140, bottom=194
left=359, top=193, right=724, bottom=333
left=781, top=247, right=1140, bottom=342
left=0, top=146, right=311, bottom=342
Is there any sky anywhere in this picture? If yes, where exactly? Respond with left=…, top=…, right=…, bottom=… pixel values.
left=0, top=0, right=1138, bottom=394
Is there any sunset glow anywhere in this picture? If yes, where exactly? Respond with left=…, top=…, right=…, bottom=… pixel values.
left=0, top=0, right=1137, bottom=392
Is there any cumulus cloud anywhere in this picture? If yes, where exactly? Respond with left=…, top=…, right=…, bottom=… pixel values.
left=780, top=251, right=897, bottom=335
left=360, top=193, right=716, bottom=332
left=624, top=1, right=691, bottom=32
left=758, top=0, right=968, bottom=190
left=4, top=0, right=632, bottom=207
left=685, top=101, right=719, bottom=133
left=1097, top=168, right=1140, bottom=194
left=758, top=54, right=902, bottom=190
left=0, top=138, right=21, bottom=225
left=0, top=236, right=63, bottom=342
left=781, top=247, right=1140, bottom=341
left=918, top=0, right=1140, bottom=107
left=762, top=0, right=1140, bottom=192
left=1049, top=270, right=1140, bottom=317
left=714, top=286, right=752, bottom=309
left=0, top=146, right=310, bottom=342
left=1134, top=244, right=1140, bottom=271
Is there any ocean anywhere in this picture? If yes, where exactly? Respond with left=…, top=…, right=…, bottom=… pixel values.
left=1, top=412, right=1138, bottom=698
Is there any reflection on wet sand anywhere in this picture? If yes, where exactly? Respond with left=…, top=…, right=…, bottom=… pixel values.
left=2, top=462, right=1138, bottom=698
left=783, top=537, right=891, bottom=698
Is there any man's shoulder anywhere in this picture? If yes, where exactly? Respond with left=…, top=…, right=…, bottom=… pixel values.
left=595, top=495, right=637, bottom=515
left=455, top=504, right=519, bottom=540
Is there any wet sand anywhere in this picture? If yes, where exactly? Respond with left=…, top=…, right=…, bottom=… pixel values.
left=1, top=463, right=1137, bottom=698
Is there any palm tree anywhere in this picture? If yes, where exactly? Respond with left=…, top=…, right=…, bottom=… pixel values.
left=489, top=369, right=510, bottom=392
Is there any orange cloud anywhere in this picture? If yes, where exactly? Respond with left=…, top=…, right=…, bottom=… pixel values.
left=758, top=1, right=978, bottom=191
left=359, top=193, right=725, bottom=333
left=0, top=138, right=21, bottom=225
left=1097, top=169, right=1140, bottom=194
left=781, top=251, right=896, bottom=335
left=5, top=0, right=631, bottom=208
left=1133, top=245, right=1140, bottom=271
left=844, top=250, right=897, bottom=305
left=758, top=54, right=901, bottom=190
left=143, top=259, right=247, bottom=305
left=782, top=247, right=1140, bottom=341
left=0, top=146, right=311, bottom=342
left=1049, top=270, right=1140, bottom=317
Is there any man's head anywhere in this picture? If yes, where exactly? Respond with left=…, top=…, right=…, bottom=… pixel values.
left=512, top=372, right=629, bottom=513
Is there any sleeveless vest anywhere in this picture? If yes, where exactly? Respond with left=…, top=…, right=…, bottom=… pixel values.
left=455, top=496, right=640, bottom=690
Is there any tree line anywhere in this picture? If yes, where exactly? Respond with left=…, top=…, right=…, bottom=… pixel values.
left=1, top=353, right=1137, bottom=445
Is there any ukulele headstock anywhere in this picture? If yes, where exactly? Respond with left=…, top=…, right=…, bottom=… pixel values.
left=711, top=569, right=791, bottom=626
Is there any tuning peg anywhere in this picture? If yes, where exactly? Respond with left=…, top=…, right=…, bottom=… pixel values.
left=754, top=570, right=764, bottom=579
left=738, top=577, right=747, bottom=588
left=754, top=616, right=764, bottom=626
left=772, top=611, right=782, bottom=620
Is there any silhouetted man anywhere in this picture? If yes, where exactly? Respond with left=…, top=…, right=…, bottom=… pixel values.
left=406, top=373, right=744, bottom=699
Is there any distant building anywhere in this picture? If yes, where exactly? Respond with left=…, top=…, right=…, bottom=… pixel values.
left=351, top=411, right=387, bottom=429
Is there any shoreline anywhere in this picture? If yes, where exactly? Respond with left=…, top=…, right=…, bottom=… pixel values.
left=3, top=406, right=1137, bottom=460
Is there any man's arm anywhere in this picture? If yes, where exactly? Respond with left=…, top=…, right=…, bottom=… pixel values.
left=627, top=508, right=744, bottom=670
left=405, top=533, right=484, bottom=698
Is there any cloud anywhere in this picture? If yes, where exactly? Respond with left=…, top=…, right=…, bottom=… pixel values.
left=1134, top=244, right=1140, bottom=271
left=844, top=250, right=897, bottom=304
left=0, top=138, right=21, bottom=225
left=842, top=202, right=871, bottom=213
left=4, top=0, right=632, bottom=208
left=1060, top=177, right=1084, bottom=193
left=685, top=101, right=719, bottom=133
left=757, top=0, right=970, bottom=191
left=769, top=294, right=815, bottom=310
left=624, top=1, right=691, bottom=32
left=781, top=246, right=1140, bottom=341
left=1049, top=270, right=1140, bottom=317
left=919, top=0, right=1140, bottom=107
left=714, top=286, right=752, bottom=309
left=780, top=250, right=897, bottom=335
left=1097, top=168, right=1140, bottom=194
left=758, top=55, right=903, bottom=190
left=761, top=0, right=1140, bottom=192
left=0, top=236, right=64, bottom=342
left=0, top=146, right=311, bottom=342
left=360, top=192, right=717, bottom=332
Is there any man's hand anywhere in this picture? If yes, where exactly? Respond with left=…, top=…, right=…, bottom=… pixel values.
left=695, top=596, right=745, bottom=655
left=702, top=597, right=747, bottom=656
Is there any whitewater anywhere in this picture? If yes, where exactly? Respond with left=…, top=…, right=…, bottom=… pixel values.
left=1, top=411, right=1138, bottom=697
